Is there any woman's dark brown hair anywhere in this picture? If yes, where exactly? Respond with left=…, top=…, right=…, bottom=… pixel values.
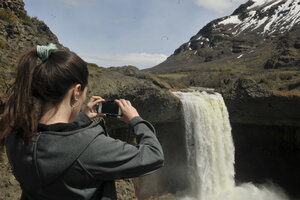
left=0, top=46, right=88, bottom=149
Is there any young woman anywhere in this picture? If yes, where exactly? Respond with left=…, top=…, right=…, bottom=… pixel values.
left=0, top=44, right=164, bottom=200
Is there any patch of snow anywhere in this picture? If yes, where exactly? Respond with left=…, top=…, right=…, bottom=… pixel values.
left=196, top=35, right=210, bottom=41
left=219, top=15, right=242, bottom=25
left=252, top=16, right=268, bottom=31
left=248, top=0, right=272, bottom=10
left=233, top=10, right=257, bottom=34
left=231, top=0, right=300, bottom=35
left=263, top=10, right=278, bottom=33
left=262, top=0, right=300, bottom=34
left=262, top=0, right=281, bottom=12
left=194, top=51, right=198, bottom=55
left=284, top=0, right=300, bottom=31
left=237, top=54, right=244, bottom=59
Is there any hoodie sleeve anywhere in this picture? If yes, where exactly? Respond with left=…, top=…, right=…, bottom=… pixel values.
left=78, top=116, right=164, bottom=180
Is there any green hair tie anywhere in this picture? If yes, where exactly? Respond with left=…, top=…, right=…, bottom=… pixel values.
left=36, top=43, right=58, bottom=61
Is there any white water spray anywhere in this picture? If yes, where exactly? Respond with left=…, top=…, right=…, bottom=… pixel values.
left=173, top=90, right=290, bottom=200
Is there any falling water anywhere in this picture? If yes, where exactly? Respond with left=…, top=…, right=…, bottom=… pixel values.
left=173, top=90, right=290, bottom=200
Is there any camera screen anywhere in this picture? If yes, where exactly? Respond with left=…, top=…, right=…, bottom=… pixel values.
left=102, top=102, right=119, bottom=114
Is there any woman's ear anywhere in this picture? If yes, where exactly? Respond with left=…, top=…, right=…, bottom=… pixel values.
left=73, top=84, right=82, bottom=100
left=70, top=84, right=82, bottom=106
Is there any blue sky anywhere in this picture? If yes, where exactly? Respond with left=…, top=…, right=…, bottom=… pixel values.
left=23, top=0, right=247, bottom=69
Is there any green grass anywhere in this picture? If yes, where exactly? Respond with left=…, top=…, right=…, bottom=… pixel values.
left=158, top=72, right=190, bottom=79
left=0, top=39, right=6, bottom=49
left=21, top=15, right=32, bottom=26
left=34, top=33, right=46, bottom=39
left=0, top=8, right=17, bottom=24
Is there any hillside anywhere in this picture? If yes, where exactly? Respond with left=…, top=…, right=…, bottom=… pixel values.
left=0, top=0, right=62, bottom=106
left=146, top=0, right=300, bottom=93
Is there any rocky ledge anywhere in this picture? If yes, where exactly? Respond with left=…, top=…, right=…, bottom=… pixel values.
left=220, top=78, right=300, bottom=127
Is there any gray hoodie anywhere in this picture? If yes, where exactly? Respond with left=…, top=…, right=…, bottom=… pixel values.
left=5, top=113, right=164, bottom=200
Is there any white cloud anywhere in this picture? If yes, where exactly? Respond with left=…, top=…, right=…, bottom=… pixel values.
left=195, top=0, right=247, bottom=13
left=79, top=52, right=168, bottom=69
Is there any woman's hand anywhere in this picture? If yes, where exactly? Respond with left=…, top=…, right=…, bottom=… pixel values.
left=84, top=96, right=106, bottom=119
left=115, top=99, right=139, bottom=124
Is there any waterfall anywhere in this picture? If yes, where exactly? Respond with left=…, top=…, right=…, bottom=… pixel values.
left=173, top=90, right=290, bottom=200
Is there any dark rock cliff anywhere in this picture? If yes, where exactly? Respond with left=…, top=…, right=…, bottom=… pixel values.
left=221, top=78, right=300, bottom=127
left=221, top=78, right=300, bottom=198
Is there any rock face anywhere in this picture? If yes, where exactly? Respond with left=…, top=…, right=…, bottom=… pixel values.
left=232, top=123, right=300, bottom=198
left=0, top=154, right=20, bottom=200
left=0, top=0, right=61, bottom=100
left=0, top=0, right=26, bottom=17
left=221, top=78, right=300, bottom=127
left=220, top=78, right=300, bottom=198
left=87, top=64, right=180, bottom=126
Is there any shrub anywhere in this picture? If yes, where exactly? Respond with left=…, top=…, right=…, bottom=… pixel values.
left=0, top=39, right=6, bottom=49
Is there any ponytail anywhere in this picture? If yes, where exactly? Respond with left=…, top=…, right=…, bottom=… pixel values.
left=0, top=45, right=88, bottom=151
left=0, top=48, right=40, bottom=148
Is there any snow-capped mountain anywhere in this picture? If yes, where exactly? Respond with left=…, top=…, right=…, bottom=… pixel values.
left=148, top=0, right=300, bottom=73
left=220, top=0, right=300, bottom=35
